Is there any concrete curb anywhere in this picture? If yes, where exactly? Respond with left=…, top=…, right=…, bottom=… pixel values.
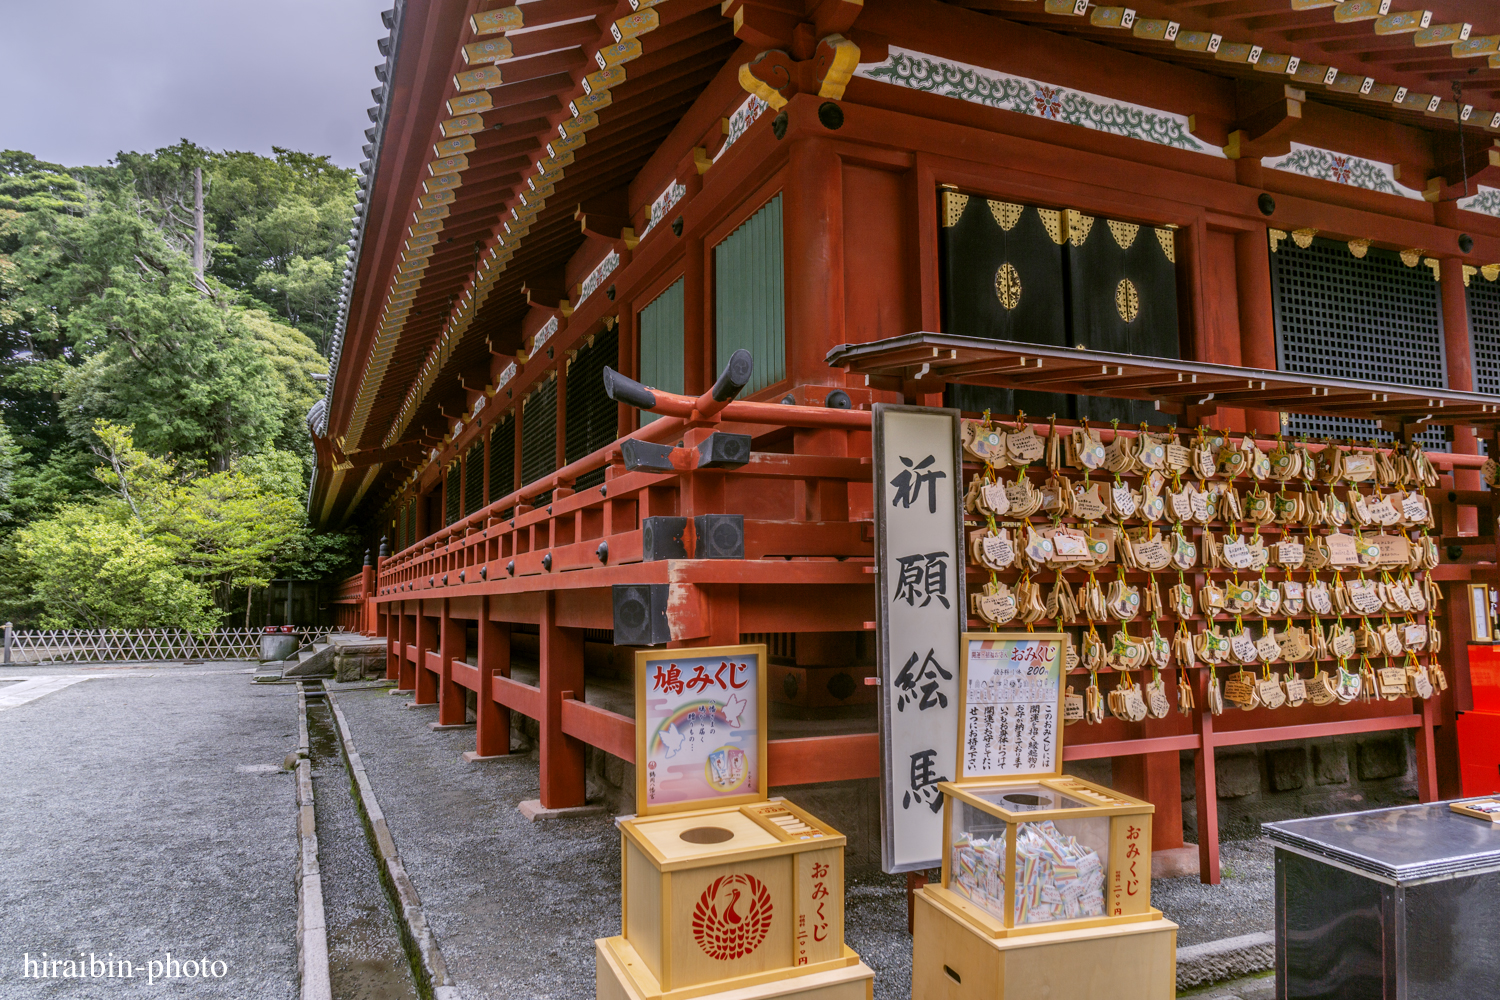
left=294, top=684, right=332, bottom=1000
left=326, top=690, right=462, bottom=1000
left=1176, top=931, right=1275, bottom=990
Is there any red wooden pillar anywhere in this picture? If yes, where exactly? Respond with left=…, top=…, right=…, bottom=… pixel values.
left=1441, top=264, right=1480, bottom=533
left=400, top=610, right=418, bottom=690
left=1192, top=667, right=1221, bottom=884
left=438, top=599, right=466, bottom=726
left=414, top=610, right=438, bottom=705
left=1112, top=745, right=1185, bottom=851
left=1234, top=227, right=1279, bottom=436
left=387, top=602, right=404, bottom=681
left=539, top=590, right=586, bottom=808
left=472, top=597, right=511, bottom=759
left=783, top=134, right=845, bottom=391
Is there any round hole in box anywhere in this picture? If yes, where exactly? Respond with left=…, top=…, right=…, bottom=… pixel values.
left=680, top=826, right=735, bottom=845
left=1002, top=793, right=1045, bottom=807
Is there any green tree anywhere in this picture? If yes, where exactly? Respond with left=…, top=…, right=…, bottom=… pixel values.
left=0, top=151, right=88, bottom=214
left=15, top=502, right=221, bottom=631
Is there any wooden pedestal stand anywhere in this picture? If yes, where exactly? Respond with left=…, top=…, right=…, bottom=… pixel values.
left=911, top=891, right=1176, bottom=1000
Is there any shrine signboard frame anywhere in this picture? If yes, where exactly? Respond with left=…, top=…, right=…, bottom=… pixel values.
left=874, top=403, right=968, bottom=874
left=634, top=643, right=769, bottom=817
left=955, top=631, right=1068, bottom=783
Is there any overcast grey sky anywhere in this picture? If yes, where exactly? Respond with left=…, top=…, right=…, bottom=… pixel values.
left=1, top=0, right=391, bottom=169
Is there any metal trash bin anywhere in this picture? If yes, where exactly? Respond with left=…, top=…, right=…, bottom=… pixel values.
left=260, top=627, right=299, bottom=662
left=1264, top=802, right=1500, bottom=999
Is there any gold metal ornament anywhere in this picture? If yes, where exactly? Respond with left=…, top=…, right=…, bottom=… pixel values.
left=1347, top=238, right=1371, bottom=258
left=988, top=200, right=1023, bottom=231
left=995, top=263, right=1023, bottom=310
left=1399, top=248, right=1423, bottom=267
left=1154, top=227, right=1175, bottom=263
left=1291, top=227, right=1317, bottom=248
left=942, top=190, right=969, bottom=227
left=1037, top=208, right=1064, bottom=244
left=1107, top=219, right=1140, bottom=250
left=1268, top=228, right=1288, bottom=253
left=1115, top=278, right=1141, bottom=322
left=1067, top=209, right=1094, bottom=246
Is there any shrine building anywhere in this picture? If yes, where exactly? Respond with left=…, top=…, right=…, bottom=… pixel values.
left=313, top=0, right=1500, bottom=882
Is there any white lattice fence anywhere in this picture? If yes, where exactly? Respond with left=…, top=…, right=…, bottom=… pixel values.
left=4, top=627, right=334, bottom=664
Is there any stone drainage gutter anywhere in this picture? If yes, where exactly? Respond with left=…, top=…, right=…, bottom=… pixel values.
left=1177, top=931, right=1275, bottom=990
left=294, top=683, right=332, bottom=1000
left=325, top=689, right=460, bottom=1000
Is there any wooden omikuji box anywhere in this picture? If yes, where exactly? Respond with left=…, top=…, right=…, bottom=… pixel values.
left=930, top=774, right=1159, bottom=936
left=596, top=798, right=872, bottom=1000
left=910, top=633, right=1176, bottom=999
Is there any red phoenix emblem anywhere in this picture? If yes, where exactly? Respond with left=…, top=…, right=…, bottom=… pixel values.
left=691, top=874, right=773, bottom=960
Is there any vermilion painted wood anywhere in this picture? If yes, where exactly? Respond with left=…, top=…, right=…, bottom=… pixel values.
left=538, top=592, right=586, bottom=808
left=399, top=628, right=416, bottom=692
left=767, top=733, right=880, bottom=786
left=1113, top=752, right=1186, bottom=851
left=438, top=603, right=466, bottom=726
left=560, top=696, right=634, bottom=762
left=475, top=604, right=511, bottom=757
left=1191, top=653, right=1222, bottom=885
left=492, top=673, right=542, bottom=720
left=414, top=619, right=439, bottom=705
left=450, top=658, right=480, bottom=692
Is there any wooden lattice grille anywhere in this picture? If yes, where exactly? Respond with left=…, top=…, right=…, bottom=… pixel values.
left=7, top=628, right=334, bottom=664
left=463, top=439, right=484, bottom=516
left=715, top=193, right=785, bottom=396
left=1271, top=235, right=1448, bottom=450
left=565, top=328, right=619, bottom=490
left=444, top=462, right=461, bottom=525
left=640, top=277, right=685, bottom=424
left=489, top=413, right=516, bottom=512
left=521, top=376, right=558, bottom=507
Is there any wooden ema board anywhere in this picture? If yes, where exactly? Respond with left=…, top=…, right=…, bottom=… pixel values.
left=937, top=775, right=1155, bottom=937
left=611, top=799, right=859, bottom=1000
left=911, top=890, right=1176, bottom=1000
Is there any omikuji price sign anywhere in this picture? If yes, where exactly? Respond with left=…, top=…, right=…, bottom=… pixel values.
left=635, top=644, right=768, bottom=816
left=957, top=632, right=1066, bottom=780
left=873, top=404, right=967, bottom=873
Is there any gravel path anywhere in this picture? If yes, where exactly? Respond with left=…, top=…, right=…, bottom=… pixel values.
left=1155, top=838, right=1276, bottom=948
left=335, top=686, right=620, bottom=1000
left=0, top=663, right=300, bottom=997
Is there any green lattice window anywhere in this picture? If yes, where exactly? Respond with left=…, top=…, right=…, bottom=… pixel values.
left=715, top=193, right=784, bottom=395
left=640, top=278, right=684, bottom=423
left=444, top=463, right=461, bottom=525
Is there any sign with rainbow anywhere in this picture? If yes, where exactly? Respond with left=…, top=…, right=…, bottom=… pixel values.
left=634, top=643, right=768, bottom=816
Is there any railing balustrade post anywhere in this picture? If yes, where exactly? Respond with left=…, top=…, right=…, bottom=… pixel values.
left=3, top=622, right=10, bottom=664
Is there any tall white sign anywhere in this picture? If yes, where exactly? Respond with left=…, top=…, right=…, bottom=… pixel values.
left=874, top=404, right=966, bottom=873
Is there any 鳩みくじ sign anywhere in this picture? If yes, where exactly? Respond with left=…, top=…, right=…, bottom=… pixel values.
left=635, top=644, right=767, bottom=815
